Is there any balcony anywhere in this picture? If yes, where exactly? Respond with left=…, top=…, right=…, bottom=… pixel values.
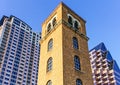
left=109, top=78, right=115, bottom=81
left=102, top=78, right=108, bottom=81
left=102, top=65, right=107, bottom=68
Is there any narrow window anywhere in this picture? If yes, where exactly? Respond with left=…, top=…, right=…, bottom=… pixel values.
left=46, top=80, right=52, bottom=85
left=73, top=37, right=79, bottom=49
left=76, top=79, right=82, bottom=85
left=108, top=61, right=113, bottom=70
left=68, top=16, right=73, bottom=26
left=74, top=56, right=81, bottom=70
left=47, top=23, right=51, bottom=32
left=52, top=18, right=56, bottom=27
left=74, top=21, right=79, bottom=29
left=48, top=39, right=53, bottom=51
left=47, top=57, right=52, bottom=72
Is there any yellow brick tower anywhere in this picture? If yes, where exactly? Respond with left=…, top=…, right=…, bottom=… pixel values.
left=38, top=2, right=93, bottom=85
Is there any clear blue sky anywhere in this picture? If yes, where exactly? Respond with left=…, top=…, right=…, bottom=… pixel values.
left=0, top=0, right=120, bottom=67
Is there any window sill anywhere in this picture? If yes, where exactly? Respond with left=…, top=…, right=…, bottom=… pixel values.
left=46, top=70, right=52, bottom=74
left=75, top=69, right=85, bottom=74
left=47, top=49, right=52, bottom=52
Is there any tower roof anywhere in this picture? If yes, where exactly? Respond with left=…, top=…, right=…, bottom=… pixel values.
left=106, top=51, right=113, bottom=61
left=0, top=15, right=8, bottom=26
left=42, top=1, right=86, bottom=25
left=60, top=2, right=86, bottom=22
left=90, top=42, right=107, bottom=52
left=113, top=60, right=120, bottom=72
left=10, top=15, right=32, bottom=30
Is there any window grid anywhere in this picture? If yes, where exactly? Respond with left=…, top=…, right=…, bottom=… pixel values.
left=73, top=37, right=79, bottom=49
left=74, top=56, right=81, bottom=70
left=47, top=57, right=52, bottom=72
left=48, top=39, right=53, bottom=51
left=76, top=79, right=82, bottom=85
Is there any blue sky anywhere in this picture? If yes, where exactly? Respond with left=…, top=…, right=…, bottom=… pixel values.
left=0, top=0, right=120, bottom=67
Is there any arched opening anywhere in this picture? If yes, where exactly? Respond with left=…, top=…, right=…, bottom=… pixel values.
left=68, top=16, right=73, bottom=26
left=52, top=18, right=56, bottom=27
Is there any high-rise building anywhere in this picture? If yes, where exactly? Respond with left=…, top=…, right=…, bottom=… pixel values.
left=0, top=15, right=41, bottom=85
left=89, top=42, right=120, bottom=85
left=38, top=2, right=93, bottom=85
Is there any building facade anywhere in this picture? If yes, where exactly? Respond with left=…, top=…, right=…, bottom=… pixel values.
left=0, top=15, right=41, bottom=85
left=89, top=42, right=120, bottom=85
left=38, top=2, right=93, bottom=85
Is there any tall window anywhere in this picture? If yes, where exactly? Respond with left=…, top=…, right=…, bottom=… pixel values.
left=74, top=21, right=79, bottom=29
left=73, top=37, right=79, bottom=49
left=48, top=39, right=53, bottom=51
left=74, top=56, right=81, bottom=70
left=76, top=79, right=82, bottom=85
left=47, top=23, right=51, bottom=32
left=68, top=16, right=73, bottom=26
left=46, top=80, right=52, bottom=85
left=47, top=57, right=52, bottom=72
left=52, top=18, right=56, bottom=27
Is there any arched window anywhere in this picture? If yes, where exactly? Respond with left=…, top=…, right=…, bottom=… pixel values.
left=47, top=57, right=52, bottom=72
left=48, top=39, right=53, bottom=51
left=74, top=55, right=81, bottom=70
left=76, top=79, right=82, bottom=85
left=47, top=23, right=51, bottom=32
left=68, top=16, right=73, bottom=26
left=74, top=21, right=79, bottom=29
left=46, top=80, right=52, bottom=85
left=52, top=18, right=56, bottom=27
left=73, top=37, right=79, bottom=49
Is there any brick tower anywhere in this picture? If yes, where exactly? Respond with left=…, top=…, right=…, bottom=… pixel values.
left=38, top=2, right=93, bottom=85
